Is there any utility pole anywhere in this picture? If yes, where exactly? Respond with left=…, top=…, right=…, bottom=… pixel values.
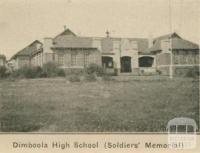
left=169, top=0, right=173, bottom=79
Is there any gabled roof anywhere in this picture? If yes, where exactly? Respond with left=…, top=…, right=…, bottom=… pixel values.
left=53, top=29, right=95, bottom=49
left=52, top=36, right=94, bottom=49
left=52, top=29, right=150, bottom=51
left=153, top=32, right=181, bottom=43
left=171, top=38, right=199, bottom=50
left=54, top=29, right=77, bottom=39
left=149, top=33, right=199, bottom=52
left=131, top=38, right=149, bottom=53
left=11, top=40, right=42, bottom=59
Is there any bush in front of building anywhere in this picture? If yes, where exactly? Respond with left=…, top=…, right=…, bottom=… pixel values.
left=174, top=66, right=199, bottom=78
left=185, top=67, right=199, bottom=78
left=43, top=62, right=65, bottom=77
left=57, top=69, right=66, bottom=77
left=84, top=73, right=97, bottom=82
left=68, top=74, right=81, bottom=82
left=0, top=66, right=9, bottom=78
left=86, top=63, right=104, bottom=77
left=11, top=66, right=43, bottom=78
left=82, top=63, right=105, bottom=82
left=10, top=62, right=66, bottom=79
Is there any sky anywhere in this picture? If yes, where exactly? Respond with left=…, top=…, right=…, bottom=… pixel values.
left=0, top=0, right=199, bottom=59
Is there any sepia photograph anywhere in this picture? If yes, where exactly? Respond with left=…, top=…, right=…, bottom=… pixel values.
left=0, top=0, right=199, bottom=134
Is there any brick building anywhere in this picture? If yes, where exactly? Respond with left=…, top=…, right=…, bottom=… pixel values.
left=42, top=29, right=151, bottom=75
left=9, top=29, right=199, bottom=76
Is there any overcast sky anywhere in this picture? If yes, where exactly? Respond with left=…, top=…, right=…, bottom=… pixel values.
left=0, top=0, right=199, bottom=59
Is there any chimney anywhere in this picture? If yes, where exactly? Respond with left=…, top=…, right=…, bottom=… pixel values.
left=43, top=38, right=53, bottom=53
left=43, top=38, right=54, bottom=64
left=106, top=30, right=110, bottom=38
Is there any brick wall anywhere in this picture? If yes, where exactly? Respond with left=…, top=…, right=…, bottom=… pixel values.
left=156, top=53, right=171, bottom=66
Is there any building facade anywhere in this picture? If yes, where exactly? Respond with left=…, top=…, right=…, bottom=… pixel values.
left=42, top=29, right=152, bottom=75
left=9, top=29, right=199, bottom=76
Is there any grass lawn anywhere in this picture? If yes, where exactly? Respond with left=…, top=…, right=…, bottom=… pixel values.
left=0, top=77, right=199, bottom=132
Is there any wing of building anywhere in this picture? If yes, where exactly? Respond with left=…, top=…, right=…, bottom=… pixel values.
left=149, top=33, right=199, bottom=75
left=9, top=40, right=43, bottom=70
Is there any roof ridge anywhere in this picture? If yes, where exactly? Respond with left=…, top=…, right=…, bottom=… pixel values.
left=54, top=29, right=77, bottom=39
left=153, top=32, right=181, bottom=40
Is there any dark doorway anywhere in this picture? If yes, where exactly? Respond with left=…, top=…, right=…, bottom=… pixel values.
left=120, top=56, right=132, bottom=73
left=139, top=56, right=154, bottom=67
left=102, top=56, right=113, bottom=68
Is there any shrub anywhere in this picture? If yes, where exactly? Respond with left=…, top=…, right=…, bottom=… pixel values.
left=40, top=62, right=66, bottom=78
left=23, top=66, right=41, bottom=78
left=0, top=66, right=9, bottom=78
left=68, top=74, right=81, bottom=82
left=84, top=73, right=97, bottom=82
left=10, top=63, right=66, bottom=79
left=185, top=67, right=199, bottom=78
left=10, top=66, right=44, bottom=79
left=42, top=62, right=59, bottom=77
left=175, top=67, right=199, bottom=78
left=10, top=70, right=21, bottom=78
left=57, top=69, right=66, bottom=77
left=86, top=63, right=104, bottom=76
left=33, top=66, right=43, bottom=78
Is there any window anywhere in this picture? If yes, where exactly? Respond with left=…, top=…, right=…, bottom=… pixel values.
left=84, top=52, right=89, bottom=66
left=178, top=125, right=186, bottom=133
left=58, top=54, right=64, bottom=66
left=169, top=125, right=176, bottom=133
left=187, top=125, right=194, bottom=133
left=195, top=53, right=199, bottom=64
left=102, top=56, right=113, bottom=68
left=71, top=52, right=77, bottom=66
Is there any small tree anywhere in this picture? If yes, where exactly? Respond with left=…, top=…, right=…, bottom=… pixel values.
left=42, top=62, right=66, bottom=77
